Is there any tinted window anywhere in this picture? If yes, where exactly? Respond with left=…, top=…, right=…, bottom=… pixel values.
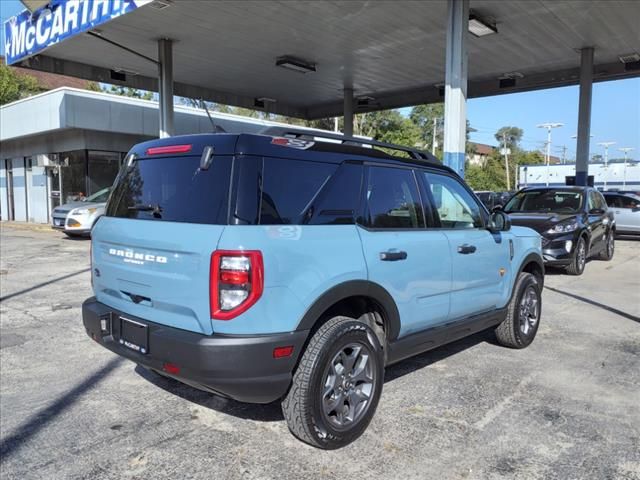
left=603, top=194, right=618, bottom=208
left=85, top=187, right=110, bottom=203
left=305, top=163, right=362, bottom=225
left=423, top=172, right=483, bottom=229
left=620, top=195, right=640, bottom=209
left=505, top=190, right=583, bottom=214
left=107, top=155, right=231, bottom=224
left=260, top=158, right=337, bottom=224
left=364, top=166, right=424, bottom=229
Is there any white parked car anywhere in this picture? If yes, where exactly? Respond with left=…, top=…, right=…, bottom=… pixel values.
left=51, top=187, right=110, bottom=237
left=603, top=192, right=640, bottom=235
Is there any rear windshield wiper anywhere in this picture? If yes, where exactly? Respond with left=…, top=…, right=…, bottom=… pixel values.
left=128, top=204, right=163, bottom=217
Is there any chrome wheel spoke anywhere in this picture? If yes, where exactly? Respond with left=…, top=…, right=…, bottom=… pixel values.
left=321, top=342, right=376, bottom=429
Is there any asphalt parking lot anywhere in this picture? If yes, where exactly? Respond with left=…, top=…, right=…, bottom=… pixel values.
left=1, top=225, right=639, bottom=480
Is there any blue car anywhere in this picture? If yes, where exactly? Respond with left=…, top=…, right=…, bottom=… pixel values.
left=83, top=129, right=544, bottom=449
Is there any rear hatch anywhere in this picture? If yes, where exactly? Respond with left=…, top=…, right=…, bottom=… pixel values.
left=91, top=139, right=233, bottom=335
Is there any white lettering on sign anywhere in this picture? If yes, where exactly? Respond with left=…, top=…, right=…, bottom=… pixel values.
left=4, top=0, right=154, bottom=65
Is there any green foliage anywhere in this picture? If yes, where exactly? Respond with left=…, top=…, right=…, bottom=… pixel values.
left=495, top=126, right=523, bottom=150
left=107, top=85, right=154, bottom=100
left=466, top=145, right=545, bottom=192
left=0, top=63, right=42, bottom=105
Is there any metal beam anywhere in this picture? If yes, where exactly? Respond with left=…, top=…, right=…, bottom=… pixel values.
left=14, top=54, right=639, bottom=121
left=343, top=88, right=354, bottom=137
left=443, top=0, right=468, bottom=177
left=575, top=47, right=594, bottom=186
left=158, top=39, right=174, bottom=138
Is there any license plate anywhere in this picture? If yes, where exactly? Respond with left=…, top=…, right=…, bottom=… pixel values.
left=54, top=219, right=63, bottom=226
left=119, top=317, right=148, bottom=354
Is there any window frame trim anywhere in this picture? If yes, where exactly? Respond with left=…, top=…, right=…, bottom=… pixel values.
left=356, top=162, right=428, bottom=232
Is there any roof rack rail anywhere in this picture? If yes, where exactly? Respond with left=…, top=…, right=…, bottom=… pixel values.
left=259, top=126, right=438, bottom=163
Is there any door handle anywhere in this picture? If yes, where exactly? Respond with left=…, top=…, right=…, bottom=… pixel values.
left=380, top=251, right=408, bottom=261
left=457, top=244, right=477, bottom=254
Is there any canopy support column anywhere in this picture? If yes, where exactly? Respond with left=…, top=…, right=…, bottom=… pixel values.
left=443, top=0, right=469, bottom=177
left=343, top=88, right=354, bottom=137
left=158, top=38, right=174, bottom=138
left=575, top=47, right=594, bottom=186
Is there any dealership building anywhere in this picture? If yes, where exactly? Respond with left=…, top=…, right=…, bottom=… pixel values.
left=0, top=87, right=327, bottom=224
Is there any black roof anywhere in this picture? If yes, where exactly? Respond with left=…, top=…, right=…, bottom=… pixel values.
left=129, top=131, right=454, bottom=175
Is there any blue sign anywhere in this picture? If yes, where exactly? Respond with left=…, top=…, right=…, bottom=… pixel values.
left=3, top=0, right=153, bottom=65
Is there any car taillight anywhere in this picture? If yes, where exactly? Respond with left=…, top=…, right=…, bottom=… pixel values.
left=210, top=250, right=264, bottom=320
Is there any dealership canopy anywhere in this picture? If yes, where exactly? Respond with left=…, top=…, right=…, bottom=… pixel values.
left=4, top=0, right=640, bottom=182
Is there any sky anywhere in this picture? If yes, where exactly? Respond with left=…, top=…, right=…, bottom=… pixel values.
left=2, top=0, right=639, bottom=160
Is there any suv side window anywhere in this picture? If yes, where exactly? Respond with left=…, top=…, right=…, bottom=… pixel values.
left=620, top=195, right=640, bottom=209
left=423, top=172, right=483, bottom=229
left=260, top=158, right=337, bottom=224
left=604, top=194, right=618, bottom=208
left=363, top=166, right=425, bottom=229
left=588, top=190, right=606, bottom=211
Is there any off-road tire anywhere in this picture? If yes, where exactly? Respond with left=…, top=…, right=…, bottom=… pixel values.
left=495, top=272, right=541, bottom=349
left=566, top=236, right=587, bottom=276
left=598, top=230, right=615, bottom=261
left=282, top=316, right=384, bottom=449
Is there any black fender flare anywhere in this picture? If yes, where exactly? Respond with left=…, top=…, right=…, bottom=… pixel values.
left=516, top=252, right=545, bottom=289
left=295, top=280, right=401, bottom=341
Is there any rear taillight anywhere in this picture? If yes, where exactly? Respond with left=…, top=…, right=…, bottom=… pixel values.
left=210, top=250, right=264, bottom=320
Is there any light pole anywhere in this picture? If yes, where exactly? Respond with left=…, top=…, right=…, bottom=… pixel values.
left=618, top=147, right=634, bottom=189
left=597, top=141, right=616, bottom=190
left=537, top=123, right=564, bottom=186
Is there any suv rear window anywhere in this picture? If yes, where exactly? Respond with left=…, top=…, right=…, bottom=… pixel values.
left=106, top=155, right=231, bottom=224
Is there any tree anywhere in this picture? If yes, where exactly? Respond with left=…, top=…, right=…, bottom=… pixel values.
left=0, top=63, right=41, bottom=105
left=410, top=103, right=444, bottom=154
left=107, top=85, right=154, bottom=100
left=495, top=126, right=523, bottom=150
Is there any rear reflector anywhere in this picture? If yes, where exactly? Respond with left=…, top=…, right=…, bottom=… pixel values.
left=273, top=346, right=294, bottom=358
left=162, top=362, right=180, bottom=375
left=220, top=270, right=250, bottom=285
left=146, top=144, right=192, bottom=155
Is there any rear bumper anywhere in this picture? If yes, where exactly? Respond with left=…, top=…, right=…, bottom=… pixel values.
left=82, top=297, right=308, bottom=403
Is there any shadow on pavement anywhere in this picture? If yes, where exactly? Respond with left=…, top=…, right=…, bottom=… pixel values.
left=0, top=268, right=90, bottom=303
left=0, top=357, right=123, bottom=459
left=135, top=329, right=496, bottom=422
left=545, top=286, right=640, bottom=323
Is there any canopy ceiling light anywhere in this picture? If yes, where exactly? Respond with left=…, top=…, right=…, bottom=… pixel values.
left=275, top=56, right=317, bottom=74
left=468, top=14, right=498, bottom=37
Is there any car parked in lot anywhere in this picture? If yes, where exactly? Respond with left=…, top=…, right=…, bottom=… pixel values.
left=83, top=130, right=544, bottom=449
left=502, top=186, right=615, bottom=275
left=474, top=190, right=513, bottom=211
left=51, top=187, right=110, bottom=237
left=603, top=192, right=640, bottom=235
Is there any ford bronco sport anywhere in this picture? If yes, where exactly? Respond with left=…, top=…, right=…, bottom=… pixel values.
left=83, top=129, right=544, bottom=449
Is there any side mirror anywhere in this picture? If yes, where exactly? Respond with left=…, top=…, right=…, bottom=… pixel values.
left=589, top=208, right=605, bottom=215
left=488, top=210, right=511, bottom=232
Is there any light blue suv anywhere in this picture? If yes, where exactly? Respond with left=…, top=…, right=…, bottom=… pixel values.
left=83, top=129, right=544, bottom=449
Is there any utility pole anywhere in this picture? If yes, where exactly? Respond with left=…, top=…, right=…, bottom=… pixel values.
left=537, top=123, right=564, bottom=186
left=618, top=147, right=634, bottom=189
left=556, top=145, right=568, bottom=164
left=597, top=141, right=616, bottom=190
left=502, top=132, right=511, bottom=191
